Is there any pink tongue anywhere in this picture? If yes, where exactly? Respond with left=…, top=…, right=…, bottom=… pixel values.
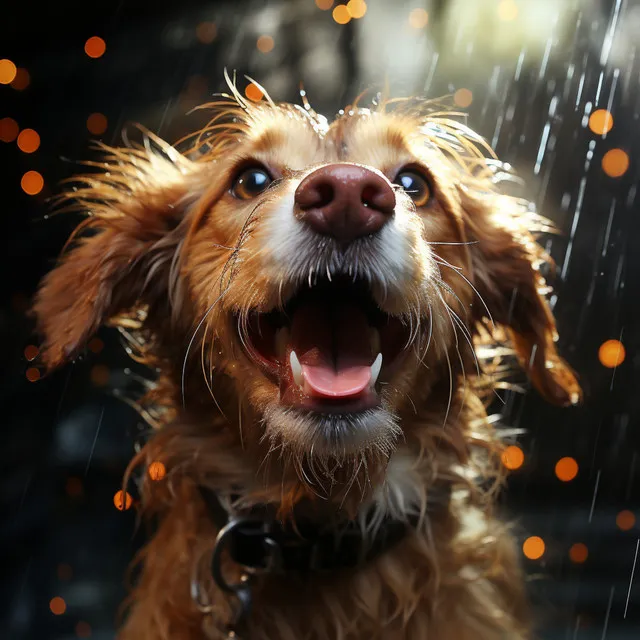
left=289, top=300, right=373, bottom=398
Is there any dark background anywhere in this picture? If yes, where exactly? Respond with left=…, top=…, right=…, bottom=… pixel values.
left=2, top=0, right=640, bottom=638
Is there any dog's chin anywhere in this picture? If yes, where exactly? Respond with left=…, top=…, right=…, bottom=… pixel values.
left=261, top=403, right=402, bottom=458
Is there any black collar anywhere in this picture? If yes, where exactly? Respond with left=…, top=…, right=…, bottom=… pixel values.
left=197, top=486, right=450, bottom=637
left=198, top=486, right=419, bottom=575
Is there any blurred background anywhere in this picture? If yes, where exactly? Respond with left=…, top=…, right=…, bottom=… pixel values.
left=1, top=0, right=639, bottom=638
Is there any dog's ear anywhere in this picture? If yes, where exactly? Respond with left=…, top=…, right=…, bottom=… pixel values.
left=33, top=143, right=203, bottom=370
left=462, top=191, right=582, bottom=407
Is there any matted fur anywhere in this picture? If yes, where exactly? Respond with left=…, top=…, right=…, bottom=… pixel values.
left=33, top=82, right=581, bottom=639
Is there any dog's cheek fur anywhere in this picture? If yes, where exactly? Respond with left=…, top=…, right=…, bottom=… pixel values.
left=461, top=190, right=582, bottom=407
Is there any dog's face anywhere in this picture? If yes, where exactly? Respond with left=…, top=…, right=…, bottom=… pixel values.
left=33, top=96, right=581, bottom=498
left=183, top=106, right=469, bottom=460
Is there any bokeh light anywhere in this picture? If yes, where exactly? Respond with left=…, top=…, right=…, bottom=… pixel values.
left=315, top=0, right=334, bottom=9
left=76, top=621, right=92, bottom=638
left=555, top=457, right=579, bottom=482
left=408, top=8, right=429, bottom=29
left=602, top=148, right=629, bottom=178
left=588, top=109, right=614, bottom=135
left=50, top=596, right=67, bottom=615
left=24, top=345, right=39, bottom=361
left=90, top=364, right=110, bottom=386
left=347, top=0, right=367, bottom=18
left=522, top=536, right=545, bottom=560
left=454, top=88, right=473, bottom=108
left=257, top=35, right=275, bottom=53
left=26, top=367, right=41, bottom=382
left=84, top=36, right=106, bottom=59
left=501, top=445, right=525, bottom=470
left=21, top=170, right=44, bottom=195
left=616, top=510, right=636, bottom=531
left=17, top=128, right=40, bottom=153
left=569, top=543, right=589, bottom=563
left=86, top=113, right=108, bottom=135
left=113, top=490, right=133, bottom=511
left=333, top=4, right=351, bottom=24
left=497, top=0, right=518, bottom=21
left=149, top=461, right=167, bottom=481
left=598, top=339, right=626, bottom=368
left=0, top=58, right=17, bottom=84
left=245, top=83, right=263, bottom=101
left=11, top=67, right=30, bottom=91
left=0, top=117, right=19, bottom=142
left=88, top=337, right=104, bottom=354
left=196, top=22, right=217, bottom=44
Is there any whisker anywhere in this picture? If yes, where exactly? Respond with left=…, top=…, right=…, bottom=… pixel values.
left=435, top=255, right=496, bottom=330
left=200, top=316, right=227, bottom=418
left=427, top=241, right=480, bottom=246
left=181, top=286, right=230, bottom=408
left=442, top=347, right=454, bottom=432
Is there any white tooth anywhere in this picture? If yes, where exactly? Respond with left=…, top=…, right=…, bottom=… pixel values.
left=275, top=327, right=290, bottom=358
left=370, top=353, right=383, bottom=387
left=370, top=327, right=380, bottom=355
left=289, top=350, right=303, bottom=386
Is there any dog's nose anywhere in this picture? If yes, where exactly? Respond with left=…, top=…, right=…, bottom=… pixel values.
left=294, top=164, right=396, bottom=244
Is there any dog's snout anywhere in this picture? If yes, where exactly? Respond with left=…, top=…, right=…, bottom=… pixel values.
left=294, top=164, right=395, bottom=244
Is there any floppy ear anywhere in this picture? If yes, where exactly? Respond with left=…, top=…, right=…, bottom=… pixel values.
left=462, top=192, right=582, bottom=407
left=33, top=142, right=203, bottom=370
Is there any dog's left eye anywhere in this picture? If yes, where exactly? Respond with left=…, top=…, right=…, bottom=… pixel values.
left=394, top=170, right=432, bottom=207
left=231, top=167, right=273, bottom=200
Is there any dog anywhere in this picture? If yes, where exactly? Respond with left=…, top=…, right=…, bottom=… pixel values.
left=33, top=82, right=581, bottom=639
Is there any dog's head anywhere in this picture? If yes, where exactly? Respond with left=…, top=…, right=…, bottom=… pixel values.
left=33, top=91, right=581, bottom=500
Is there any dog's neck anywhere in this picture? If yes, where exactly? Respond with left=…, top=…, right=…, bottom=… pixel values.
left=174, top=368, right=467, bottom=511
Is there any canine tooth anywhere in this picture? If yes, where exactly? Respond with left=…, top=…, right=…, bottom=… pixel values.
left=275, top=327, right=290, bottom=357
left=370, top=353, right=383, bottom=387
left=289, top=350, right=303, bottom=386
left=370, top=327, right=380, bottom=355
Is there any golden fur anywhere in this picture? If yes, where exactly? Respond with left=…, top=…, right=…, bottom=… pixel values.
left=33, top=84, right=581, bottom=639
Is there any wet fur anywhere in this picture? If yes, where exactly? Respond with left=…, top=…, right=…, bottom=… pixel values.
left=33, top=86, right=581, bottom=639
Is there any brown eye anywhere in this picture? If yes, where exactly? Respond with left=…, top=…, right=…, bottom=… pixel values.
left=231, top=166, right=272, bottom=200
left=394, top=170, right=432, bottom=207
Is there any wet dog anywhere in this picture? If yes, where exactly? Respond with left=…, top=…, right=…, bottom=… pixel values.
left=34, top=84, right=581, bottom=639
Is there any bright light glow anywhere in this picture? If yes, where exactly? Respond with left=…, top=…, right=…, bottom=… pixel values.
left=347, top=0, right=367, bottom=19
left=602, top=149, right=629, bottom=178
left=501, top=445, right=524, bottom=470
left=21, top=170, right=44, bottom=195
left=257, top=35, right=274, bottom=53
left=87, top=113, right=108, bottom=135
left=454, top=88, right=473, bottom=108
left=17, top=128, right=40, bottom=153
left=523, top=536, right=545, bottom=560
left=408, top=8, right=429, bottom=29
left=333, top=4, right=351, bottom=24
left=555, top=457, right=578, bottom=482
left=589, top=109, right=614, bottom=135
left=569, top=543, right=588, bottom=563
left=0, top=59, right=17, bottom=84
left=84, top=36, right=106, bottom=59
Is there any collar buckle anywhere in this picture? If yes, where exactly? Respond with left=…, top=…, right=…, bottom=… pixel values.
left=210, top=517, right=284, bottom=638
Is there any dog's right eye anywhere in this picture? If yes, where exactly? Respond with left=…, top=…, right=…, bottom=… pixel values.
left=231, top=167, right=273, bottom=200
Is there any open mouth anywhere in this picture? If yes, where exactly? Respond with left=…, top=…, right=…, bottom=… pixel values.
left=241, top=276, right=411, bottom=413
